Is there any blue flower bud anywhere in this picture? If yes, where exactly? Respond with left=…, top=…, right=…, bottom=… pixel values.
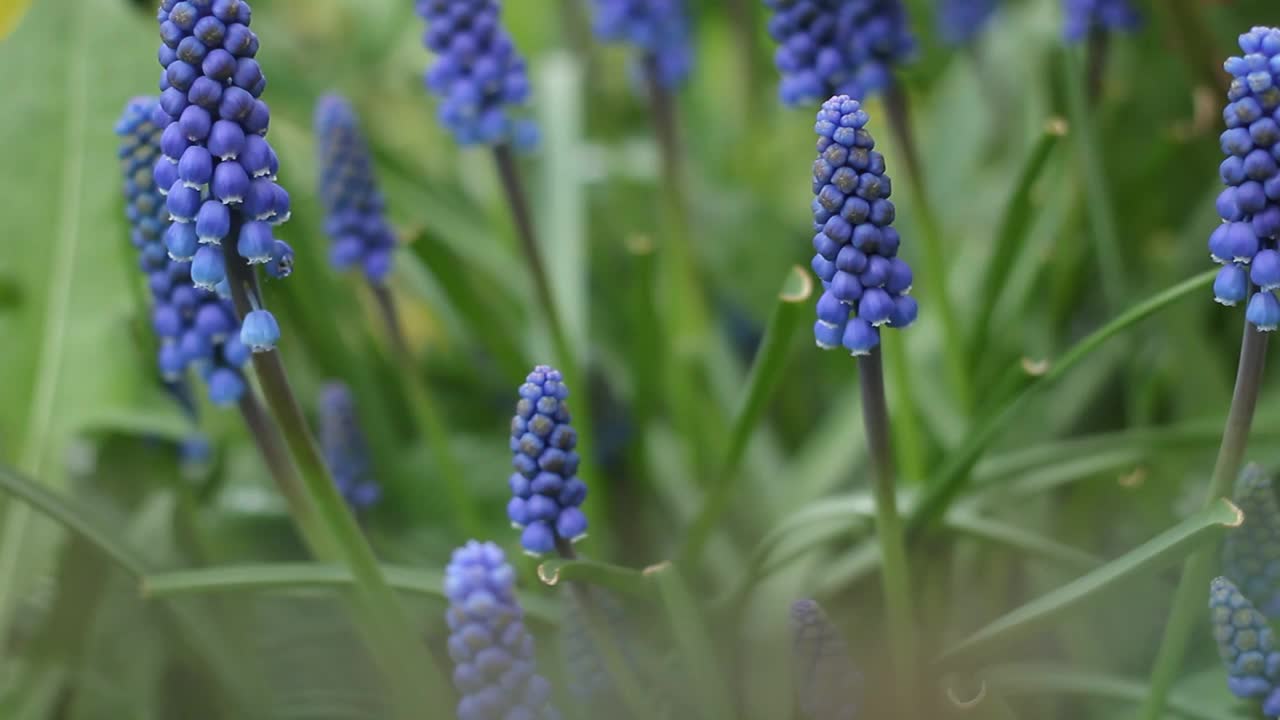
left=265, top=239, right=293, bottom=279
left=589, top=0, right=692, bottom=88
left=207, top=366, right=245, bottom=406
left=1224, top=465, right=1280, bottom=619
left=1210, top=577, right=1280, bottom=711
left=1215, top=264, right=1250, bottom=306
left=319, top=382, right=380, bottom=513
left=938, top=0, right=997, bottom=46
left=237, top=220, right=273, bottom=264
left=1061, top=0, right=1140, bottom=43
left=509, top=365, right=587, bottom=556
left=1248, top=291, right=1280, bottom=331
left=240, top=308, right=279, bottom=352
left=191, top=245, right=226, bottom=290
left=790, top=599, right=862, bottom=720
left=165, top=221, right=199, bottom=260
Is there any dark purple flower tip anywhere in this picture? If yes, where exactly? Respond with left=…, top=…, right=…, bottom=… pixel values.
left=790, top=599, right=863, bottom=720
left=319, top=381, right=380, bottom=513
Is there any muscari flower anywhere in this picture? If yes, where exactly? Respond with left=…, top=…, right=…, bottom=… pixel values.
left=314, top=95, right=397, bottom=284
left=1061, top=0, right=1140, bottom=43
left=319, top=382, right=380, bottom=512
left=1224, top=464, right=1280, bottom=618
left=790, top=599, right=862, bottom=720
left=1211, top=576, right=1280, bottom=717
left=154, top=0, right=293, bottom=352
left=560, top=587, right=633, bottom=705
left=590, top=0, right=692, bottom=89
left=938, top=0, right=997, bottom=46
left=809, top=96, right=917, bottom=356
left=1211, top=27, right=1280, bottom=331
left=117, top=96, right=248, bottom=406
left=444, top=541, right=560, bottom=720
left=507, top=365, right=588, bottom=556
left=415, top=0, right=538, bottom=147
left=764, top=0, right=915, bottom=106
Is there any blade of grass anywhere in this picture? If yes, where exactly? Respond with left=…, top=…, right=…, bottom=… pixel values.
left=650, top=563, right=736, bottom=720
left=946, top=510, right=1102, bottom=572
left=982, top=664, right=1223, bottom=720
left=534, top=557, right=652, bottom=599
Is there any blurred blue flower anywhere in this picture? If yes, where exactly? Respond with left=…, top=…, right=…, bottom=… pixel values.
left=415, top=0, right=539, bottom=147
left=764, top=0, right=915, bottom=106
left=590, top=0, right=692, bottom=88
left=809, top=95, right=917, bottom=356
left=1224, top=465, right=1280, bottom=618
left=444, top=541, right=560, bottom=720
left=1061, top=0, right=1140, bottom=43
left=1211, top=27, right=1280, bottom=330
left=790, top=599, right=862, bottom=720
left=1211, top=576, right=1280, bottom=716
left=314, top=95, right=397, bottom=284
left=560, top=587, right=633, bottom=705
left=507, top=365, right=588, bottom=556
left=938, top=0, right=997, bottom=46
left=319, top=382, right=380, bottom=513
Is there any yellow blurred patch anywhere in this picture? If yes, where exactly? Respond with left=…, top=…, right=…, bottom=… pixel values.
left=0, top=0, right=33, bottom=40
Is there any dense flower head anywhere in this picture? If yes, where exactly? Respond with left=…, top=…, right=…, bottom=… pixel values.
left=764, top=0, right=915, bottom=106
left=444, top=541, right=560, bottom=720
left=319, top=382, right=380, bottom=512
left=809, top=96, right=917, bottom=356
left=938, top=0, right=997, bottom=46
left=790, top=599, right=862, bottom=720
left=1224, top=464, right=1280, bottom=618
left=507, top=365, right=588, bottom=555
left=1210, top=577, right=1280, bottom=716
left=590, top=0, right=692, bottom=88
left=1210, top=27, right=1280, bottom=330
left=314, top=95, right=397, bottom=284
left=560, top=588, right=633, bottom=705
left=154, top=0, right=292, bottom=351
left=415, top=0, right=538, bottom=147
left=117, top=97, right=248, bottom=406
left=1061, top=0, right=1140, bottom=43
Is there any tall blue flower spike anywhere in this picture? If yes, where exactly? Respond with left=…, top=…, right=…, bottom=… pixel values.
left=415, top=0, right=539, bottom=147
left=1211, top=577, right=1280, bottom=717
left=560, top=588, right=634, bottom=705
left=809, top=96, right=917, bottom=356
left=1224, top=464, right=1280, bottom=618
left=1211, top=27, right=1280, bottom=330
left=445, top=541, right=561, bottom=720
left=319, top=382, right=380, bottom=512
left=790, top=599, right=863, bottom=720
left=117, top=97, right=248, bottom=406
left=764, top=0, right=915, bottom=106
left=938, top=0, right=998, bottom=46
left=154, top=0, right=293, bottom=353
left=314, top=95, right=397, bottom=284
left=590, top=0, right=692, bottom=89
left=508, top=365, right=589, bottom=556
left=1061, top=0, right=1140, bottom=43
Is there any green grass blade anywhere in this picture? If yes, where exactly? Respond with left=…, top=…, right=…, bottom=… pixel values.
left=534, top=557, right=652, bottom=599
left=936, top=498, right=1240, bottom=666
left=946, top=511, right=1101, bottom=572
left=981, top=663, right=1223, bottom=720
left=650, top=563, right=736, bottom=720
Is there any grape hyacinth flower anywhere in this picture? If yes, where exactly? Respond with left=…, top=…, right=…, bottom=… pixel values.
left=1210, top=27, right=1280, bottom=331
left=938, top=0, right=998, bottom=46
left=1224, top=465, right=1280, bottom=618
left=444, top=541, right=560, bottom=720
left=117, top=96, right=248, bottom=406
left=790, top=599, right=863, bottom=720
left=319, top=382, right=380, bottom=513
left=590, top=0, right=692, bottom=88
left=1061, top=0, right=1140, bottom=43
left=314, top=95, right=397, bottom=284
left=560, top=588, right=634, bottom=705
left=809, top=96, right=918, bottom=355
left=507, top=365, right=588, bottom=556
left=1210, top=577, right=1280, bottom=716
left=764, top=0, right=915, bottom=106
left=415, top=0, right=538, bottom=147
left=154, top=0, right=293, bottom=351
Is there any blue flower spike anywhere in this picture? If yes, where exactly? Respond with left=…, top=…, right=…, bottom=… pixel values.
left=314, top=95, right=398, bottom=284
left=809, top=96, right=915, bottom=356
left=790, top=599, right=863, bottom=720
left=590, top=0, right=692, bottom=88
left=1062, top=0, right=1141, bottom=43
left=560, top=588, right=633, bottom=705
left=319, top=382, right=381, bottom=513
left=444, top=541, right=561, bottom=720
left=1211, top=27, right=1280, bottom=331
left=1224, top=465, right=1280, bottom=618
left=1210, top=577, right=1280, bottom=717
left=415, top=0, right=538, bottom=146
left=116, top=97, right=248, bottom=406
left=938, top=0, right=997, bottom=46
left=508, top=365, right=588, bottom=556
left=764, top=0, right=914, bottom=106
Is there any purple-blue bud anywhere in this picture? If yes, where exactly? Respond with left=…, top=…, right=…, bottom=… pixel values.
left=509, top=365, right=588, bottom=556
left=240, top=308, right=280, bottom=352
left=319, top=382, right=380, bottom=513
left=589, top=0, right=692, bottom=88
left=1061, top=0, right=1140, bottom=43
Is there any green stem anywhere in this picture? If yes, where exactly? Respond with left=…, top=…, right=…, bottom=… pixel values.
left=237, top=390, right=322, bottom=549
left=858, top=347, right=920, bottom=717
left=1136, top=319, right=1269, bottom=720
left=881, top=332, right=928, bottom=484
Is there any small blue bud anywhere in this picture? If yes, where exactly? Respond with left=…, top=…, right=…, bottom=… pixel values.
left=1215, top=264, right=1250, bottom=306
left=165, top=221, right=199, bottom=260
left=1253, top=249, right=1280, bottom=290
left=236, top=220, right=273, bottom=264
left=1248, top=291, right=1280, bottom=330
left=841, top=317, right=879, bottom=356
left=191, top=245, right=226, bottom=290
left=265, top=239, right=293, bottom=279
left=240, top=308, right=280, bottom=352
left=207, top=366, right=245, bottom=405
left=195, top=199, right=230, bottom=244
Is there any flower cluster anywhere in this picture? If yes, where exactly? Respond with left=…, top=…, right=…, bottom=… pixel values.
left=1211, top=577, right=1280, bottom=717
left=1061, top=0, right=1140, bottom=43
left=117, top=97, right=249, bottom=406
left=1211, top=26, right=1280, bottom=330
left=790, top=599, right=862, bottom=720
left=415, top=0, right=538, bottom=147
left=444, top=541, right=560, bottom=720
left=154, top=0, right=293, bottom=352
left=1224, top=465, right=1280, bottom=618
left=764, top=0, right=915, bottom=106
left=590, top=0, right=692, bottom=89
left=560, top=588, right=632, bottom=705
left=938, top=0, right=997, bottom=46
left=507, top=365, right=588, bottom=555
left=319, top=382, right=380, bottom=513
left=809, top=96, right=918, bottom=356
left=314, top=95, right=397, bottom=284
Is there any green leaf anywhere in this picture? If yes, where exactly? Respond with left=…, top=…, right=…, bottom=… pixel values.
left=936, top=498, right=1240, bottom=666
left=980, top=663, right=1226, bottom=720
left=534, top=557, right=652, bottom=599
left=650, top=563, right=736, bottom=720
